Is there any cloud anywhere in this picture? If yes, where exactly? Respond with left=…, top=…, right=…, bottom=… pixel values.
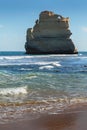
left=82, top=27, right=87, bottom=32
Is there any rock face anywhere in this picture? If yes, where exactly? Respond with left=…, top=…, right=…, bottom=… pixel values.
left=25, top=11, right=78, bottom=54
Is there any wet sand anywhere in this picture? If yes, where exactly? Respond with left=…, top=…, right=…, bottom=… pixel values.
left=0, top=104, right=87, bottom=130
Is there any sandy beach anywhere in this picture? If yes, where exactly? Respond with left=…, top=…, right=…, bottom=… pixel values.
left=0, top=104, right=87, bottom=130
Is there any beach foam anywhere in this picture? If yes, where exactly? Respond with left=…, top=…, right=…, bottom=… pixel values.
left=39, top=65, right=54, bottom=70
left=0, top=86, right=27, bottom=96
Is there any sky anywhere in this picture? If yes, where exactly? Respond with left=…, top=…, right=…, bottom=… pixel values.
left=0, top=0, right=87, bottom=51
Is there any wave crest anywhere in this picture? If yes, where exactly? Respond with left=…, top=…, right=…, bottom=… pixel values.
left=0, top=86, right=27, bottom=96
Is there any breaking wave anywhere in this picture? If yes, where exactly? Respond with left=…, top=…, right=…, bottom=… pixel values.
left=0, top=86, right=27, bottom=96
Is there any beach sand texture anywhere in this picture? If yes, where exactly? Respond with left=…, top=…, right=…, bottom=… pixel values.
left=0, top=105, right=87, bottom=130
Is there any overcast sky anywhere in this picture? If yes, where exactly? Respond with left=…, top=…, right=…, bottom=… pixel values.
left=0, top=0, right=87, bottom=51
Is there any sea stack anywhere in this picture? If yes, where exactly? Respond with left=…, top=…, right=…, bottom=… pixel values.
left=25, top=11, right=78, bottom=54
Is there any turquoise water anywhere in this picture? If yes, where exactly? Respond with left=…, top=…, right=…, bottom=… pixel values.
left=0, top=51, right=87, bottom=123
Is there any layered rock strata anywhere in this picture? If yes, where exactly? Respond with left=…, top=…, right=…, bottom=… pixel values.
left=25, top=11, right=78, bottom=54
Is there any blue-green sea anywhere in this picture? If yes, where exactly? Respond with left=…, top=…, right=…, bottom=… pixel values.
left=0, top=51, right=87, bottom=124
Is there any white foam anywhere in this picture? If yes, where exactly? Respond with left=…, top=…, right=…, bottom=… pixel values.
left=34, top=61, right=61, bottom=66
left=39, top=65, right=54, bottom=70
left=0, top=54, right=79, bottom=61
left=0, top=55, right=33, bottom=60
left=52, top=62, right=61, bottom=67
left=20, top=68, right=32, bottom=71
left=0, top=86, right=27, bottom=96
left=70, top=97, right=87, bottom=104
left=39, top=61, right=61, bottom=69
left=34, top=62, right=52, bottom=65
left=79, top=53, right=83, bottom=56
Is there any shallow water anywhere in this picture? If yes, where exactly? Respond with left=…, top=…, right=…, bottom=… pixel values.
left=0, top=51, right=87, bottom=123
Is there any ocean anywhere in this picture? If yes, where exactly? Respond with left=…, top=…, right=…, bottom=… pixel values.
left=0, top=51, right=87, bottom=124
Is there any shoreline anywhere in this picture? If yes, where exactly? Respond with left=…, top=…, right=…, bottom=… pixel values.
left=0, top=104, right=87, bottom=130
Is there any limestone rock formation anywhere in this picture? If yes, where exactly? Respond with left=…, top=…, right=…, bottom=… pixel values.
left=25, top=11, right=78, bottom=54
